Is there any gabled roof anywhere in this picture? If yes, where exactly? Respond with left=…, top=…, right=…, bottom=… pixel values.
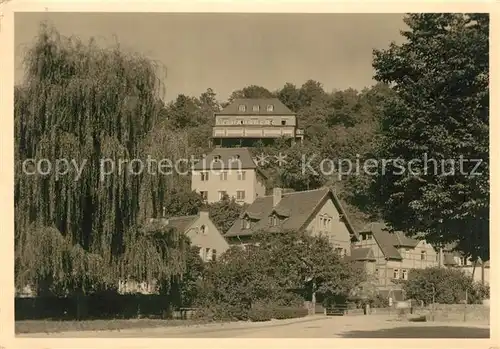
left=148, top=215, right=198, bottom=233
left=192, top=147, right=259, bottom=171
left=226, top=187, right=359, bottom=240
left=360, top=222, right=419, bottom=260
left=349, top=247, right=376, bottom=261
left=164, top=215, right=199, bottom=232
left=216, top=98, right=295, bottom=116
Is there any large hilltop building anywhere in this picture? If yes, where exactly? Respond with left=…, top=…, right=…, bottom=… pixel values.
left=211, top=98, right=304, bottom=147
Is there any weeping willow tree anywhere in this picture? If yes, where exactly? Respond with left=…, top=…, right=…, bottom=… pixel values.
left=15, top=23, right=189, bottom=296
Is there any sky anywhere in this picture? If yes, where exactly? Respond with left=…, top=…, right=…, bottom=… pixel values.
left=15, top=13, right=406, bottom=102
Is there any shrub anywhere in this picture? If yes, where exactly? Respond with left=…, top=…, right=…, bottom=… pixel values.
left=271, top=306, right=308, bottom=319
left=248, top=307, right=272, bottom=322
left=248, top=306, right=308, bottom=322
left=370, top=294, right=389, bottom=308
left=401, top=267, right=489, bottom=305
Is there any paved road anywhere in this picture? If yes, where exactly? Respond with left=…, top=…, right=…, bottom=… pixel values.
left=19, top=315, right=490, bottom=338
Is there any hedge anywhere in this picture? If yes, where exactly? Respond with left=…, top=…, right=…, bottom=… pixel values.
left=248, top=306, right=308, bottom=322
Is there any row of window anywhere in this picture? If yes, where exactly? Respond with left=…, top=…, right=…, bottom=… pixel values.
left=200, top=247, right=217, bottom=262
left=217, top=119, right=288, bottom=126
left=375, top=268, right=409, bottom=280
left=200, top=171, right=246, bottom=181
left=199, top=190, right=246, bottom=201
left=318, top=215, right=333, bottom=230
left=393, top=268, right=408, bottom=280
left=238, top=104, right=274, bottom=112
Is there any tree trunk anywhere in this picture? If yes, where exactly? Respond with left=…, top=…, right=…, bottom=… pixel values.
left=471, top=259, right=477, bottom=280
left=481, top=263, right=485, bottom=285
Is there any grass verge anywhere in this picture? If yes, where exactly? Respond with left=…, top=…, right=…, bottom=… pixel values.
left=15, top=318, right=213, bottom=334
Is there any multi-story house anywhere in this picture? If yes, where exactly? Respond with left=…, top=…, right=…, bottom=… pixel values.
left=119, top=211, right=229, bottom=294
left=442, top=243, right=490, bottom=285
left=225, top=187, right=359, bottom=255
left=351, top=222, right=439, bottom=295
left=191, top=147, right=267, bottom=205
left=211, top=98, right=304, bottom=147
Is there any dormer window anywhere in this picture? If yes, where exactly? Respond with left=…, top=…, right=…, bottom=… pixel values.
left=238, top=104, right=246, bottom=112
left=253, top=105, right=260, bottom=112
left=266, top=104, right=274, bottom=112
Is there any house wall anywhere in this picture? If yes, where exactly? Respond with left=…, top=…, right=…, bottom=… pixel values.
left=191, top=168, right=264, bottom=204
left=185, top=212, right=230, bottom=262
left=398, top=241, right=439, bottom=269
left=353, top=235, right=439, bottom=288
left=305, top=198, right=351, bottom=256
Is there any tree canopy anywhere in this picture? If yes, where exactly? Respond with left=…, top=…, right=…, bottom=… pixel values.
left=371, top=13, right=489, bottom=260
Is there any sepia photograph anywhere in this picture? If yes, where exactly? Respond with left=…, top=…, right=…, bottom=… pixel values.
left=5, top=8, right=492, bottom=341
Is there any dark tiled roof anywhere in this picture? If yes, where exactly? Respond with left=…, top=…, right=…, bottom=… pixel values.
left=349, top=247, right=376, bottom=261
left=394, top=231, right=419, bottom=248
left=361, top=222, right=401, bottom=260
left=216, top=98, right=295, bottom=115
left=165, top=215, right=198, bottom=232
left=192, top=147, right=258, bottom=171
left=148, top=215, right=198, bottom=233
left=226, top=187, right=358, bottom=240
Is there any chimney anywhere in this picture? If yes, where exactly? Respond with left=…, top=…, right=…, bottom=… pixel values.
left=199, top=210, right=209, bottom=219
left=273, top=187, right=283, bottom=207
left=438, top=247, right=445, bottom=268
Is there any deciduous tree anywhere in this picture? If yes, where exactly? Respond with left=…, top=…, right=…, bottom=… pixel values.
left=371, top=13, right=489, bottom=260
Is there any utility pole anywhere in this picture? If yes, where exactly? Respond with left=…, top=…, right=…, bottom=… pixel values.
left=464, top=289, right=468, bottom=322
left=431, top=285, right=435, bottom=322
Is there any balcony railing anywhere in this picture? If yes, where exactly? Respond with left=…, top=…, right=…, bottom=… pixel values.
left=212, top=126, right=300, bottom=138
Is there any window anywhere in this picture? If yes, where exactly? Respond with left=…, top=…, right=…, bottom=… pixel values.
left=200, top=225, right=208, bottom=235
left=238, top=104, right=246, bottom=112
left=281, top=120, right=286, bottom=126
left=270, top=216, right=278, bottom=226
left=335, top=248, right=343, bottom=256
left=220, top=172, right=227, bottom=181
left=237, top=171, right=246, bottom=180
left=266, top=104, right=274, bottom=112
left=200, top=191, right=208, bottom=200
left=212, top=249, right=217, bottom=262
left=366, top=234, right=373, bottom=240
left=420, top=251, right=426, bottom=261
left=205, top=248, right=211, bottom=262
left=244, top=219, right=251, bottom=229
left=236, top=190, right=245, bottom=201
left=252, top=105, right=260, bottom=112
left=213, top=155, right=221, bottom=161
left=200, top=171, right=209, bottom=181
left=393, top=269, right=400, bottom=279
left=402, top=269, right=408, bottom=280
left=218, top=191, right=227, bottom=201
left=459, top=257, right=465, bottom=266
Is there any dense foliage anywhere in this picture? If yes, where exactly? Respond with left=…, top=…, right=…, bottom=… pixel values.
left=196, top=230, right=366, bottom=320
left=371, top=14, right=489, bottom=261
left=399, top=267, right=489, bottom=305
